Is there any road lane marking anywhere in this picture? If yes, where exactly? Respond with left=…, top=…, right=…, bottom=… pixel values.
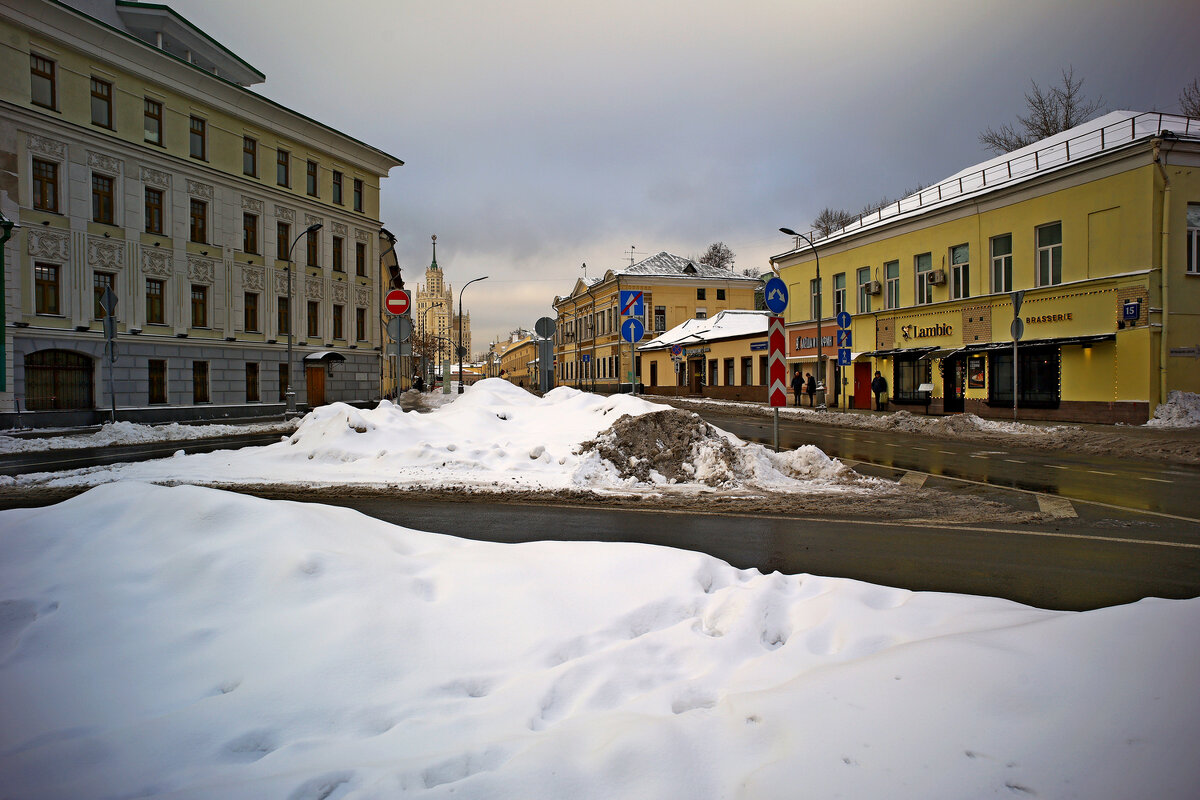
left=1037, top=495, right=1077, bottom=519
left=939, top=450, right=955, bottom=454
left=898, top=472, right=928, bottom=488
left=910, top=447, right=927, bottom=451
left=1005, top=459, right=1025, bottom=464
left=1138, top=476, right=1172, bottom=483
left=1088, top=470, right=1116, bottom=476
left=1047, top=464, right=1069, bottom=469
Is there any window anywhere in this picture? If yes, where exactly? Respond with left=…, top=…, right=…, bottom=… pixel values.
left=332, top=171, right=343, bottom=204
left=189, top=116, right=206, bottom=160
left=277, top=149, right=290, bottom=186
left=332, top=236, right=344, bottom=272
left=741, top=357, right=753, bottom=386
left=278, top=295, right=289, bottom=335
left=32, top=159, right=58, bottom=212
left=90, top=77, right=112, bottom=128
left=193, top=361, right=210, bottom=404
left=145, top=187, right=163, bottom=234
left=857, top=267, right=871, bottom=313
left=189, top=199, right=207, bottom=243
left=307, top=301, right=320, bottom=338
left=277, top=221, right=291, bottom=260
left=30, top=54, right=55, bottom=109
left=243, top=213, right=258, bottom=254
left=148, top=360, right=167, bottom=404
left=243, top=137, right=257, bottom=176
left=93, top=271, right=115, bottom=319
left=191, top=284, right=208, bottom=328
left=246, top=363, right=260, bottom=402
left=915, top=252, right=933, bottom=305
left=950, top=244, right=969, bottom=300
left=1188, top=205, right=1200, bottom=275
left=697, top=288, right=706, bottom=300
left=306, top=227, right=319, bottom=266
left=306, top=160, right=318, bottom=196
left=723, top=358, right=735, bottom=386
left=991, top=234, right=1013, bottom=292
left=1037, top=222, right=1062, bottom=286
left=333, top=304, right=344, bottom=339
left=654, top=305, right=666, bottom=332
left=695, top=308, right=707, bottom=320
left=355, top=307, right=366, bottom=341
left=146, top=278, right=165, bottom=324
left=885, top=260, right=900, bottom=309
left=355, top=241, right=366, bottom=276
left=893, top=355, right=932, bottom=403
left=353, top=178, right=363, bottom=212
left=92, top=175, right=114, bottom=224
left=810, top=277, right=822, bottom=320
left=35, top=263, right=60, bottom=315
left=279, top=363, right=289, bottom=401
left=833, top=272, right=846, bottom=316
left=144, top=98, right=163, bottom=144
left=989, top=347, right=1061, bottom=407
left=244, top=292, right=259, bottom=332
left=717, top=288, right=726, bottom=301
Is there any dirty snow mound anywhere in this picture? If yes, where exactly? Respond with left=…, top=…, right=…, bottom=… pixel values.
left=1146, top=390, right=1200, bottom=428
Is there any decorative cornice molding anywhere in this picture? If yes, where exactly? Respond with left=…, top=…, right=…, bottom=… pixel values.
left=87, top=151, right=123, bottom=175
left=27, top=229, right=70, bottom=261
left=187, top=255, right=216, bottom=283
left=186, top=179, right=214, bottom=200
left=241, top=196, right=265, bottom=214
left=87, top=237, right=124, bottom=270
left=331, top=222, right=348, bottom=237
left=304, top=213, right=323, bottom=229
left=142, top=249, right=173, bottom=277
left=355, top=228, right=371, bottom=243
left=140, top=166, right=170, bottom=189
left=27, top=134, right=66, bottom=160
left=275, top=205, right=295, bottom=222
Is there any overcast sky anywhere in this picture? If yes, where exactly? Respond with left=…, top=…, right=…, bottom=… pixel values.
left=167, top=0, right=1200, bottom=348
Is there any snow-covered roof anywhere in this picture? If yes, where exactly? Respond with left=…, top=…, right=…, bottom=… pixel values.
left=617, top=251, right=760, bottom=282
left=639, top=309, right=770, bottom=351
left=776, top=110, right=1200, bottom=256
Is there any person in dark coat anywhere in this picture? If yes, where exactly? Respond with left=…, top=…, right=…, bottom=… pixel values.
left=791, top=371, right=803, bottom=406
left=871, top=370, right=888, bottom=411
left=413, top=373, right=426, bottom=393
left=805, top=372, right=817, bottom=406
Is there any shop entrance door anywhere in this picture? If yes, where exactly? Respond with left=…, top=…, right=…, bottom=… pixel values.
left=853, top=362, right=871, bottom=409
left=305, top=365, right=326, bottom=407
left=943, top=356, right=965, bottom=413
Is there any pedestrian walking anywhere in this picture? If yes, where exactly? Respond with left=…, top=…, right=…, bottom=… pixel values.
left=871, top=370, right=888, bottom=411
left=413, top=373, right=426, bottom=393
left=805, top=372, right=817, bottom=407
left=791, top=371, right=803, bottom=406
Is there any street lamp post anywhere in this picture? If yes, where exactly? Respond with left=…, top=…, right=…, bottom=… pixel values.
left=779, top=227, right=825, bottom=410
left=286, top=222, right=322, bottom=416
left=458, top=276, right=488, bottom=393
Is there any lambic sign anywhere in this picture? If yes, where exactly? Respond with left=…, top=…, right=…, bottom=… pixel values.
left=900, top=323, right=953, bottom=340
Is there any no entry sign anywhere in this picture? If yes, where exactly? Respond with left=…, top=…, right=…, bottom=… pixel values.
left=385, top=289, right=411, bottom=315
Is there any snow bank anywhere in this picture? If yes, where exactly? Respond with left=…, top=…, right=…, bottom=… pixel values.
left=1, top=483, right=1197, bottom=799
left=0, top=419, right=296, bottom=454
left=1146, top=390, right=1200, bottom=428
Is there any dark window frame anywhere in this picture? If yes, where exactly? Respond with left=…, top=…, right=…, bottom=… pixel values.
left=191, top=284, right=209, bottom=328
left=189, top=198, right=207, bottom=244
left=307, top=300, right=320, bottom=338
left=306, top=160, right=318, bottom=197
left=244, top=291, right=260, bottom=332
left=355, top=241, right=366, bottom=276
left=353, top=178, right=363, bottom=212
left=277, top=149, right=290, bottom=187
left=146, top=277, right=165, bottom=324
left=93, top=271, right=115, bottom=320
left=332, top=236, right=344, bottom=272
left=90, top=76, right=113, bottom=128
left=332, top=171, right=343, bottom=205
left=246, top=362, right=260, bottom=403
left=277, top=221, right=291, bottom=260
left=30, top=53, right=56, bottom=109
left=32, top=158, right=58, bottom=212
left=145, top=187, right=164, bottom=234
left=333, top=303, right=344, bottom=340
left=192, top=360, right=210, bottom=404
left=92, top=174, right=115, bottom=224
left=148, top=359, right=167, bottom=404
left=243, top=212, right=259, bottom=254
left=243, top=136, right=257, bottom=177
left=144, top=98, right=163, bottom=145
left=35, top=262, right=60, bottom=316
left=189, top=116, right=207, bottom=160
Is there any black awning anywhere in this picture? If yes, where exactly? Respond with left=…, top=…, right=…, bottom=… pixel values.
left=303, top=350, right=347, bottom=363
left=967, top=333, right=1116, bottom=351
left=863, top=346, right=937, bottom=358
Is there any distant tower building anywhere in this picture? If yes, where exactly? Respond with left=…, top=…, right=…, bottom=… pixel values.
left=414, top=234, right=472, bottom=374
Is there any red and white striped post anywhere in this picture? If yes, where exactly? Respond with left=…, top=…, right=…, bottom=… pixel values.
left=768, top=315, right=787, bottom=451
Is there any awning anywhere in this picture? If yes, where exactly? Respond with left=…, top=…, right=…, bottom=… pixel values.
left=967, top=333, right=1116, bottom=351
left=920, top=347, right=965, bottom=361
left=863, top=346, right=937, bottom=358
left=303, top=351, right=346, bottom=363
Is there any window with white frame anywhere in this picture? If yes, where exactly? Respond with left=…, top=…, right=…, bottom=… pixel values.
left=1037, top=222, right=1062, bottom=286
left=810, top=277, right=822, bottom=320
left=885, top=260, right=899, bottom=309
left=915, top=252, right=933, bottom=305
left=1187, top=205, right=1200, bottom=275
left=857, top=266, right=871, bottom=313
left=832, top=272, right=846, bottom=316
left=950, top=244, right=969, bottom=300
left=991, top=234, right=1013, bottom=292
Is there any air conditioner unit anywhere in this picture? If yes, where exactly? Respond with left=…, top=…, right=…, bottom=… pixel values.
left=865, top=280, right=882, bottom=295
left=928, top=269, right=947, bottom=285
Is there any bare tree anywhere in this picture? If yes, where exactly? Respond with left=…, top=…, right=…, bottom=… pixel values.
left=811, top=207, right=858, bottom=237
left=1182, top=77, right=1200, bottom=118
left=979, top=67, right=1104, bottom=154
left=699, top=241, right=735, bottom=270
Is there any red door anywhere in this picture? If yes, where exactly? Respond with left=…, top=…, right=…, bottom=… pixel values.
left=853, top=362, right=872, bottom=409
left=305, top=366, right=326, bottom=407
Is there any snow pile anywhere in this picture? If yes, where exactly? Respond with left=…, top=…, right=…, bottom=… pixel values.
left=1146, top=390, right=1200, bottom=428
left=12, top=379, right=870, bottom=496
left=0, top=418, right=296, bottom=454
left=874, top=410, right=1081, bottom=437
left=1, top=483, right=1197, bottom=799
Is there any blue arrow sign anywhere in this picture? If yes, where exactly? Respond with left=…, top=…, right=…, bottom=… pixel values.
left=620, top=290, right=644, bottom=317
left=836, top=311, right=852, bottom=329
left=838, top=348, right=852, bottom=366
left=764, top=277, right=788, bottom=315
left=837, top=329, right=852, bottom=347
left=621, top=317, right=645, bottom=343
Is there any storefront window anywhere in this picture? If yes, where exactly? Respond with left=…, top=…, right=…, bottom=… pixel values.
left=892, top=355, right=932, bottom=403
left=988, top=347, right=1060, bottom=407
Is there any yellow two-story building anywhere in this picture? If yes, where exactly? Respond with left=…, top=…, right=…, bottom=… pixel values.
left=773, top=110, right=1200, bottom=423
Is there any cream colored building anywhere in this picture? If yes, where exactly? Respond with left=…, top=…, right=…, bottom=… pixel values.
left=413, top=235, right=471, bottom=383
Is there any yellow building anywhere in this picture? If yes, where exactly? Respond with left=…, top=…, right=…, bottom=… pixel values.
left=553, top=252, right=761, bottom=393
left=1, top=0, right=402, bottom=426
left=772, top=110, right=1200, bottom=423
left=498, top=336, right=537, bottom=388
left=638, top=309, right=771, bottom=400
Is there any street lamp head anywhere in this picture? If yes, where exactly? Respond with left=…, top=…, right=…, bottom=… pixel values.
left=306, top=222, right=323, bottom=234
left=779, top=227, right=799, bottom=237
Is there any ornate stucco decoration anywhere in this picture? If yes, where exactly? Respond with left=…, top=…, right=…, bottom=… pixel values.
left=187, top=255, right=216, bottom=284
left=331, top=222, right=348, bottom=237
left=27, top=229, right=70, bottom=261
left=275, top=268, right=293, bottom=295
left=304, top=213, right=323, bottom=229
left=242, top=265, right=265, bottom=291
left=186, top=179, right=214, bottom=200
left=305, top=277, right=324, bottom=301
left=87, top=151, right=123, bottom=175
left=332, top=282, right=348, bottom=304
left=275, top=205, right=295, bottom=222
left=27, top=134, right=66, bottom=160
left=241, top=196, right=265, bottom=214
left=355, top=228, right=371, bottom=242
left=140, top=166, right=170, bottom=189
left=87, top=237, right=124, bottom=270
left=354, top=286, right=371, bottom=307
left=142, top=249, right=173, bottom=277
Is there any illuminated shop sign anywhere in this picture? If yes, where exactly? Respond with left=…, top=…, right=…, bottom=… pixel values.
left=1025, top=313, right=1073, bottom=324
left=796, top=335, right=834, bottom=349
left=899, top=323, right=952, bottom=340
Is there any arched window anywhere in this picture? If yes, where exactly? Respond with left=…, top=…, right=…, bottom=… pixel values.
left=24, top=350, right=94, bottom=410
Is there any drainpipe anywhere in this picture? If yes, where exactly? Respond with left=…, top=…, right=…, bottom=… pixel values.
left=1152, top=136, right=1172, bottom=412
left=0, top=213, right=14, bottom=393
